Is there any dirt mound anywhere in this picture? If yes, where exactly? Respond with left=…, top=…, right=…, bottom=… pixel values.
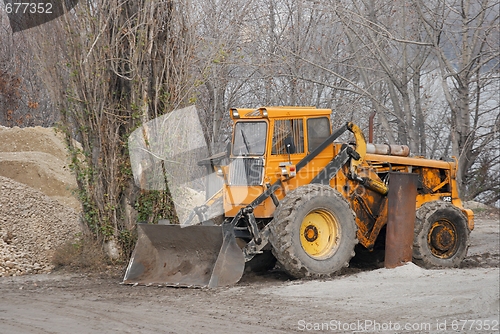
left=0, top=126, right=68, bottom=160
left=0, top=126, right=84, bottom=277
left=0, top=176, right=82, bottom=277
left=0, top=126, right=80, bottom=211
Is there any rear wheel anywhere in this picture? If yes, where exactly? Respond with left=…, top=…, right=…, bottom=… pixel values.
left=413, top=201, right=470, bottom=268
left=269, top=184, right=357, bottom=278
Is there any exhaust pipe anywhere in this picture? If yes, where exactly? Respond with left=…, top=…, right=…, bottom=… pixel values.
left=366, top=143, right=410, bottom=157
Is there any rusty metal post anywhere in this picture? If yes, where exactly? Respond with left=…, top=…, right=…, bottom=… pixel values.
left=368, top=111, right=376, bottom=143
left=385, top=172, right=418, bottom=268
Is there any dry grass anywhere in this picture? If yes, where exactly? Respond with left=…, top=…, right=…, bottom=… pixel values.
left=52, top=235, right=108, bottom=272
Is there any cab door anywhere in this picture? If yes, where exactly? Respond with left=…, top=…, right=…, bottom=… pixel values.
left=266, top=117, right=334, bottom=198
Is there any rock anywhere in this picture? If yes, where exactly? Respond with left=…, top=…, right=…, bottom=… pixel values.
left=463, top=200, right=491, bottom=210
left=104, top=239, right=121, bottom=260
left=0, top=176, right=82, bottom=277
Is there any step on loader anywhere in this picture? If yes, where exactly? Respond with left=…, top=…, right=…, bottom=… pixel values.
left=124, top=107, right=473, bottom=287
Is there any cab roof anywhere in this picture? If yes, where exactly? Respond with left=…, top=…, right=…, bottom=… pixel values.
left=230, top=107, right=332, bottom=120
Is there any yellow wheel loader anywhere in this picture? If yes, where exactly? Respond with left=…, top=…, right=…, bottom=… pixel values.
left=124, top=107, right=473, bottom=287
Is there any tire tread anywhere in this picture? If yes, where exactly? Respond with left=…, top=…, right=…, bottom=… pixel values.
left=269, top=184, right=358, bottom=279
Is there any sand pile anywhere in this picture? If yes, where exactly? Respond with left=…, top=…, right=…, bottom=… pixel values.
left=0, top=126, right=82, bottom=277
left=0, top=126, right=81, bottom=211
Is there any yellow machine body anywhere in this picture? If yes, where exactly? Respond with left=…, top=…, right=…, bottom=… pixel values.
left=223, top=107, right=473, bottom=251
left=124, top=106, right=473, bottom=287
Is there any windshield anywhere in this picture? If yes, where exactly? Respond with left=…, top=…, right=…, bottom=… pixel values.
left=232, top=121, right=267, bottom=156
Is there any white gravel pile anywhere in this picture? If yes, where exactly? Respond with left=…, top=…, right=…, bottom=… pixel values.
left=0, top=176, right=82, bottom=277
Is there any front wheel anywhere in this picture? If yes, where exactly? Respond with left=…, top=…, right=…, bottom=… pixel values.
left=413, top=201, right=470, bottom=268
left=269, top=184, right=357, bottom=279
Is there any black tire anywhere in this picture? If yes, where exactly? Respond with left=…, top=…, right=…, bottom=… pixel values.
left=413, top=201, right=470, bottom=268
left=244, top=250, right=277, bottom=273
left=269, top=184, right=358, bottom=279
left=235, top=237, right=277, bottom=273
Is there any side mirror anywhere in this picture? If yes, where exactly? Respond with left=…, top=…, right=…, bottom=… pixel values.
left=284, top=137, right=296, bottom=154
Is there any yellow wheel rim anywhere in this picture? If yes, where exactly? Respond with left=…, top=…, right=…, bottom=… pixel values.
left=300, top=209, right=340, bottom=259
left=427, top=219, right=458, bottom=258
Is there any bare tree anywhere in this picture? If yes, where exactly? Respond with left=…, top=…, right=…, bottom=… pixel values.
left=329, top=0, right=438, bottom=153
left=416, top=0, right=500, bottom=200
left=190, top=0, right=257, bottom=151
left=0, top=15, right=56, bottom=127
left=24, top=1, right=196, bottom=256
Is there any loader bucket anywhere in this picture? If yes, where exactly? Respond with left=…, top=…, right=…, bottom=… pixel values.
left=123, top=223, right=245, bottom=288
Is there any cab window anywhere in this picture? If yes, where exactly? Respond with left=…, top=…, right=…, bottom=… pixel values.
left=307, top=117, right=331, bottom=151
left=232, top=121, right=267, bottom=156
left=272, top=119, right=304, bottom=155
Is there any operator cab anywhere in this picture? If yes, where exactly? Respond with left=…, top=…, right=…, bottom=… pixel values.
left=225, top=107, right=335, bottom=217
